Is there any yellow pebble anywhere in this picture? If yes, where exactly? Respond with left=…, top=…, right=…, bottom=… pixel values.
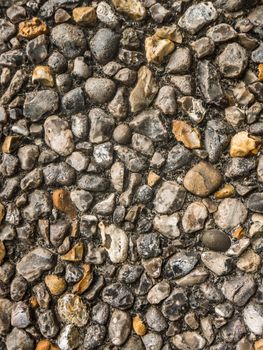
left=133, top=315, right=147, bottom=336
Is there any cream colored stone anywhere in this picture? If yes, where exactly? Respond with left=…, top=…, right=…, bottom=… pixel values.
left=230, top=131, right=261, bottom=157
left=172, top=120, right=201, bottom=149
left=112, top=0, right=146, bottom=21
left=129, top=66, right=158, bottom=113
left=237, top=249, right=260, bottom=273
left=32, top=66, right=54, bottom=87
left=155, top=25, right=182, bottom=43
left=145, top=35, right=175, bottom=64
left=73, top=6, right=97, bottom=25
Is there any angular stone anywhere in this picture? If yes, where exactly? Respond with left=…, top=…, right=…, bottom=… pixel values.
left=154, top=181, right=186, bottom=214
left=112, top=0, right=146, bottom=21
left=166, top=47, right=191, bottom=74
left=201, top=252, right=232, bottom=276
left=172, top=120, right=201, bottom=149
left=214, top=198, right=247, bottom=229
left=6, top=328, right=34, bottom=350
left=147, top=280, right=170, bottom=304
left=26, top=35, right=48, bottom=64
left=182, top=202, right=208, bottom=233
left=114, top=146, right=148, bottom=172
left=23, top=190, right=51, bottom=221
left=18, top=17, right=47, bottom=39
left=247, top=193, right=263, bottom=213
left=237, top=249, right=260, bottom=273
left=207, top=24, right=237, bottom=42
left=230, top=131, right=261, bottom=157
left=73, top=6, right=96, bottom=25
left=23, top=90, right=59, bottom=121
left=178, top=2, right=218, bottom=34
left=84, top=324, right=106, bottom=349
left=0, top=298, right=12, bottom=334
left=145, top=34, right=174, bottom=64
left=217, top=43, right=248, bottom=78
left=102, top=282, right=134, bottom=309
left=164, top=252, right=198, bottom=279
left=100, top=223, right=128, bottom=263
left=244, top=303, right=263, bottom=335
left=129, top=66, right=158, bottom=113
left=44, top=116, right=74, bottom=156
left=172, top=332, right=206, bottom=350
left=153, top=213, right=180, bottom=239
left=96, top=2, right=119, bottom=28
left=222, top=275, right=255, bottom=307
left=183, top=162, right=222, bottom=197
left=89, top=108, right=115, bottom=144
left=32, top=65, right=54, bottom=87
left=130, top=109, right=167, bottom=142
left=161, top=288, right=188, bottom=321
left=57, top=325, right=80, bottom=350
left=17, top=248, right=54, bottom=282
left=57, top=294, right=88, bottom=326
left=197, top=60, right=223, bottom=104
left=43, top=162, right=75, bottom=186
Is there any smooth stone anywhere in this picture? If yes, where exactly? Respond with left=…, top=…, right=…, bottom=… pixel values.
left=43, top=162, right=75, bottom=186
left=247, top=193, right=263, bottom=213
left=85, top=77, right=116, bottom=104
left=147, top=281, right=170, bottom=304
left=217, top=43, right=248, bottom=78
left=201, top=229, right=231, bottom=252
left=183, top=162, right=223, bottom=197
left=109, top=309, right=131, bottom=346
left=51, top=23, right=86, bottom=58
left=172, top=332, right=206, bottom=350
left=90, top=28, right=119, bottom=64
left=243, top=303, right=263, bottom=335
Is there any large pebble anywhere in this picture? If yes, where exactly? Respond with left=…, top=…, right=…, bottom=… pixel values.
left=201, top=229, right=231, bottom=252
left=109, top=309, right=131, bottom=346
left=51, top=24, right=86, bottom=58
left=154, top=181, right=186, bottom=214
left=102, top=282, right=134, bottom=309
left=100, top=223, right=128, bottom=263
left=57, top=294, right=88, bottom=326
left=214, top=198, right=247, bottom=229
left=90, top=28, right=120, bottom=64
left=44, top=116, right=74, bottom=156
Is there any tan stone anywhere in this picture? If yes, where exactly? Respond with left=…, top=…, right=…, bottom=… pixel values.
left=155, top=25, right=183, bottom=43
left=112, top=0, right=146, bottom=21
left=232, top=226, right=245, bottom=240
left=145, top=35, right=175, bottom=64
left=183, top=162, right=223, bottom=197
left=259, top=64, right=263, bottom=82
left=230, top=131, right=261, bottom=157
left=35, top=340, right=60, bottom=350
left=255, top=339, right=263, bottom=350
left=19, top=17, right=48, bottom=39
left=237, top=249, right=260, bottom=273
left=0, top=241, right=5, bottom=265
left=214, top=184, right=235, bottom=199
left=0, top=202, right=5, bottom=225
left=52, top=189, right=77, bottom=220
left=172, top=120, right=201, bottom=149
left=57, top=293, right=88, bottom=326
left=30, top=296, right=38, bottom=309
left=61, top=242, right=84, bottom=262
left=45, top=274, right=67, bottom=296
left=73, top=6, right=97, bottom=25
left=129, top=66, right=158, bottom=113
left=32, top=66, right=54, bottom=87
left=2, top=136, right=20, bottom=153
left=133, top=315, right=147, bottom=336
left=147, top=171, right=160, bottom=187
left=72, top=264, right=93, bottom=295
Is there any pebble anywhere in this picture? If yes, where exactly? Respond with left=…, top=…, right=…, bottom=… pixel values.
left=161, top=288, right=188, bottom=321
left=230, top=131, right=261, bottom=157
left=23, top=90, right=59, bottom=121
left=90, top=28, right=120, bottom=64
left=0, top=298, right=12, bottom=334
left=243, top=303, right=263, bottom=335
left=172, top=332, right=206, bottom=350
left=153, top=213, right=180, bottom=239
left=45, top=274, right=67, bottom=295
left=172, top=120, right=201, bottom=149
left=17, top=248, right=54, bottom=282
left=57, top=294, right=88, bottom=326
left=109, top=309, right=131, bottom=345
left=88, top=108, right=114, bottom=143
left=178, top=2, right=218, bottom=34
left=11, top=302, right=30, bottom=328
left=51, top=24, right=86, bottom=58
left=102, top=282, right=134, bottom=309
left=6, top=328, right=34, bottom=350
left=182, top=202, right=208, bottom=233
left=142, top=332, right=163, bottom=350
left=217, top=43, right=248, bottom=78
left=164, top=252, right=198, bottom=279
left=96, top=2, right=119, bottom=28
left=112, top=0, right=146, bottom=21
left=201, top=252, right=232, bottom=276
left=214, top=198, right=247, bottom=229
left=201, top=229, right=231, bottom=252
left=84, top=324, right=106, bottom=349
left=183, top=162, right=223, bottom=197
left=129, top=66, right=158, bottom=113
left=85, top=77, right=116, bottom=104
left=73, top=6, right=97, bottom=26
left=57, top=325, right=80, bottom=350
left=147, top=280, right=170, bottom=304
left=154, top=181, right=186, bottom=214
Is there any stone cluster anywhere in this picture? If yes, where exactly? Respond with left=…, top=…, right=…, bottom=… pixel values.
left=1, top=0, right=263, bottom=349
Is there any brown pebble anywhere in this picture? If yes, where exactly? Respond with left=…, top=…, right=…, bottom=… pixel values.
left=45, top=274, right=67, bottom=296
left=19, top=17, right=48, bottom=39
